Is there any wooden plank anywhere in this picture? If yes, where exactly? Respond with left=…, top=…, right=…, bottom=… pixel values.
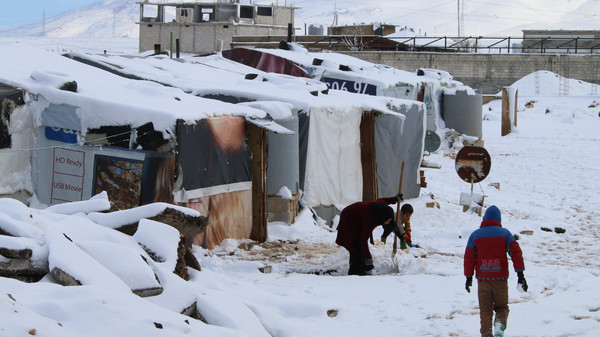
left=247, top=123, right=267, bottom=242
left=360, top=111, right=377, bottom=201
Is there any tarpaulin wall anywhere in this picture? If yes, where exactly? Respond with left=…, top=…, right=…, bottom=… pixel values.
left=375, top=104, right=425, bottom=199
left=380, top=83, right=439, bottom=132
left=301, top=106, right=363, bottom=208
left=266, top=110, right=300, bottom=195
left=222, top=48, right=311, bottom=78
left=176, top=117, right=253, bottom=249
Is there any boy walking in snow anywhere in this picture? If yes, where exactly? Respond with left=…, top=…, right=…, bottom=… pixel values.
left=464, top=205, right=528, bottom=337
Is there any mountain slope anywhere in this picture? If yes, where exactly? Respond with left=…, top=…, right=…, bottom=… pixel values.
left=0, top=0, right=138, bottom=38
left=1, top=0, right=599, bottom=38
left=293, top=0, right=600, bottom=36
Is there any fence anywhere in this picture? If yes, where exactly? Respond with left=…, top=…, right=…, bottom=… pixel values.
left=384, top=36, right=600, bottom=54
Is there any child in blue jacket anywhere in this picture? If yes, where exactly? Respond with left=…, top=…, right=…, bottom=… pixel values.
left=464, top=205, right=528, bottom=337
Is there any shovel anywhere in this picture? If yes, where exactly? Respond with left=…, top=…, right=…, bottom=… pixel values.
left=391, top=161, right=405, bottom=269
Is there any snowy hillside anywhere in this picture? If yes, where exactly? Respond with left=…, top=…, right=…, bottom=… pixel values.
left=1, top=0, right=600, bottom=39
left=294, top=0, right=600, bottom=37
left=0, top=0, right=138, bottom=38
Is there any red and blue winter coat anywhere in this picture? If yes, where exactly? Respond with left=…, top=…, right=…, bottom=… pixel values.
left=464, top=218, right=525, bottom=281
left=335, top=197, right=397, bottom=260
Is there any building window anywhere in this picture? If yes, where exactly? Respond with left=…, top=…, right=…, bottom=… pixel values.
left=201, top=7, right=214, bottom=22
left=257, top=7, right=272, bottom=16
left=240, top=6, right=253, bottom=19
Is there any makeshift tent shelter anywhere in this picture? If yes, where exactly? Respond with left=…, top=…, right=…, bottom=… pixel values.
left=0, top=44, right=292, bottom=249
left=221, top=46, right=437, bottom=199
left=242, top=45, right=472, bottom=129
left=62, top=50, right=423, bottom=225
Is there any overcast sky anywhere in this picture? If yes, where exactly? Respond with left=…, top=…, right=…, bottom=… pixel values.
left=0, top=0, right=98, bottom=26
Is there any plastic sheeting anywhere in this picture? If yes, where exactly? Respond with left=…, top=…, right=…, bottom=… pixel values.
left=222, top=48, right=311, bottom=79
left=41, top=103, right=81, bottom=131
left=375, top=104, right=426, bottom=199
left=302, top=106, right=363, bottom=207
left=176, top=117, right=252, bottom=192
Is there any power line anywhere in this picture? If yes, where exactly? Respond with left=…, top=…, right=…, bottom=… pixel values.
left=0, top=9, right=67, bottom=26
left=349, top=0, right=600, bottom=28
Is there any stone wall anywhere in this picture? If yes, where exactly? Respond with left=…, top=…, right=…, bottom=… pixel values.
left=342, top=51, right=600, bottom=94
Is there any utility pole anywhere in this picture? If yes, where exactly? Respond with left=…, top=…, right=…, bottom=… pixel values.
left=42, top=10, right=46, bottom=37
left=332, top=0, right=338, bottom=27
left=457, top=0, right=465, bottom=37
left=112, top=9, right=117, bottom=38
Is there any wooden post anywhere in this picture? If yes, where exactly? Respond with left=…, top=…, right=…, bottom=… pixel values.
left=360, top=111, right=377, bottom=201
left=247, top=123, right=267, bottom=243
left=501, top=87, right=518, bottom=136
left=501, top=88, right=511, bottom=136
left=513, top=88, right=518, bottom=127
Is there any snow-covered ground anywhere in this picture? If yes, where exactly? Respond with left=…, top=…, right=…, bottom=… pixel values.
left=1, top=40, right=600, bottom=336
left=198, top=86, right=600, bottom=337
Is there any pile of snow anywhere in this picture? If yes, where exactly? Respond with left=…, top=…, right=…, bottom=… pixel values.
left=504, top=70, right=600, bottom=97
left=0, top=192, right=294, bottom=337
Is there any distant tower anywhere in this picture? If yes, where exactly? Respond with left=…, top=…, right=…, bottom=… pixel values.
left=457, top=0, right=464, bottom=37
left=332, top=0, right=338, bottom=27
left=42, top=10, right=46, bottom=37
left=112, top=9, right=117, bottom=37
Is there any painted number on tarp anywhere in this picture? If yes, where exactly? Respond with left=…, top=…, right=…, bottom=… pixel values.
left=323, top=77, right=377, bottom=95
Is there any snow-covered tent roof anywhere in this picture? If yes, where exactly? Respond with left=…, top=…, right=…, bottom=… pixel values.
left=0, top=44, right=271, bottom=137
left=249, top=44, right=461, bottom=89
left=63, top=50, right=416, bottom=117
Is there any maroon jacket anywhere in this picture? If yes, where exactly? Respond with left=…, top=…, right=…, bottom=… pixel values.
left=335, top=197, right=396, bottom=260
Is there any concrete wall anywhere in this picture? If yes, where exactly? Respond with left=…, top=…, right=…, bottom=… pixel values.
left=273, top=7, right=295, bottom=27
left=139, top=23, right=289, bottom=54
left=341, top=51, right=600, bottom=94
left=138, top=3, right=294, bottom=55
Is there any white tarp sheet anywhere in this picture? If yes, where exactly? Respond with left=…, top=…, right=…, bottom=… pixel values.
left=302, top=106, right=363, bottom=207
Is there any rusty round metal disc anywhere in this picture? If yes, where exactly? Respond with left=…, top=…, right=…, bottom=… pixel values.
left=455, top=146, right=491, bottom=183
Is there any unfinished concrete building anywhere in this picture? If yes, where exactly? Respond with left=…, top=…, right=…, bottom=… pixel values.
left=137, top=1, right=296, bottom=55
